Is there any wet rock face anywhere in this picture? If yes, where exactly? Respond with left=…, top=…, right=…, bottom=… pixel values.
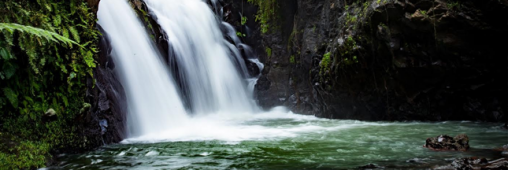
left=61, top=0, right=128, bottom=152
left=80, top=24, right=127, bottom=150
left=424, top=134, right=470, bottom=151
left=246, top=0, right=507, bottom=121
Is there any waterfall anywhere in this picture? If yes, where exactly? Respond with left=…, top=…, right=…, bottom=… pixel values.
left=97, top=0, right=265, bottom=141
left=97, top=0, right=189, bottom=137
left=144, top=0, right=258, bottom=114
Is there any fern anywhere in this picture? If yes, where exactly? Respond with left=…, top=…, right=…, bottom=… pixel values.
left=0, top=23, right=78, bottom=47
left=69, top=26, right=80, bottom=43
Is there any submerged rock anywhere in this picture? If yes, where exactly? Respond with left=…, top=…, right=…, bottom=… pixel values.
left=424, top=134, right=470, bottom=151
left=434, top=157, right=508, bottom=170
left=496, top=144, right=508, bottom=156
left=357, top=163, right=384, bottom=169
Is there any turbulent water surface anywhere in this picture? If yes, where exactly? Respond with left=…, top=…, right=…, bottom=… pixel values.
left=51, top=113, right=507, bottom=169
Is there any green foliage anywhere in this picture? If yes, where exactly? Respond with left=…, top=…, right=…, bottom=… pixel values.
left=289, top=55, right=295, bottom=64
left=346, top=14, right=358, bottom=25
left=344, top=1, right=371, bottom=30
left=0, top=0, right=99, bottom=168
left=241, top=16, right=248, bottom=26
left=2, top=87, right=17, bottom=108
left=341, top=36, right=358, bottom=56
left=265, top=47, right=272, bottom=57
left=332, top=35, right=360, bottom=71
left=320, top=52, right=331, bottom=75
left=247, top=0, right=278, bottom=33
left=0, top=139, right=50, bottom=169
left=236, top=32, right=246, bottom=37
left=420, top=10, right=426, bottom=15
left=446, top=1, right=461, bottom=10
left=363, top=2, right=370, bottom=11
left=0, top=23, right=78, bottom=47
left=343, top=55, right=359, bottom=65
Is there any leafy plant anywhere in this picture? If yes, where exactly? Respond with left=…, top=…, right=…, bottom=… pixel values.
left=289, top=55, right=295, bottom=64
left=241, top=16, right=248, bottom=25
left=447, top=1, right=461, bottom=10
left=247, top=0, right=278, bottom=33
left=0, top=140, right=50, bottom=169
left=0, top=0, right=99, bottom=168
left=320, top=52, right=331, bottom=75
left=266, top=47, right=272, bottom=57
left=0, top=23, right=78, bottom=47
left=420, top=10, right=427, bottom=17
left=236, top=32, right=246, bottom=37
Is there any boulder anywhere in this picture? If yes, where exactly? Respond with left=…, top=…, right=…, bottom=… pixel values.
left=424, top=134, right=470, bottom=151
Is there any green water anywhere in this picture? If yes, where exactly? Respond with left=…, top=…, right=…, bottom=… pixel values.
left=49, top=116, right=507, bottom=169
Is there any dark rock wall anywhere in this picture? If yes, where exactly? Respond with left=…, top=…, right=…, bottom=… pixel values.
left=83, top=24, right=127, bottom=146
left=77, top=1, right=127, bottom=150
left=233, top=0, right=507, bottom=122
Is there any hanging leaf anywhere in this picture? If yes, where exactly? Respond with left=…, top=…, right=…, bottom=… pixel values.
left=61, top=96, right=68, bottom=107
left=24, top=96, right=34, bottom=104
left=70, top=0, right=76, bottom=15
left=52, top=15, right=61, bottom=27
left=2, top=62, right=17, bottom=79
left=0, top=23, right=79, bottom=46
left=0, top=48, right=11, bottom=59
left=69, top=26, right=80, bottom=43
left=3, top=87, right=18, bottom=108
left=83, top=51, right=96, bottom=68
left=62, top=28, right=69, bottom=38
left=3, top=30, right=14, bottom=46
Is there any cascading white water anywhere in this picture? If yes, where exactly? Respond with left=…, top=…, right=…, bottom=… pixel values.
left=97, top=0, right=189, bottom=138
left=145, top=0, right=258, bottom=114
left=98, top=0, right=298, bottom=143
